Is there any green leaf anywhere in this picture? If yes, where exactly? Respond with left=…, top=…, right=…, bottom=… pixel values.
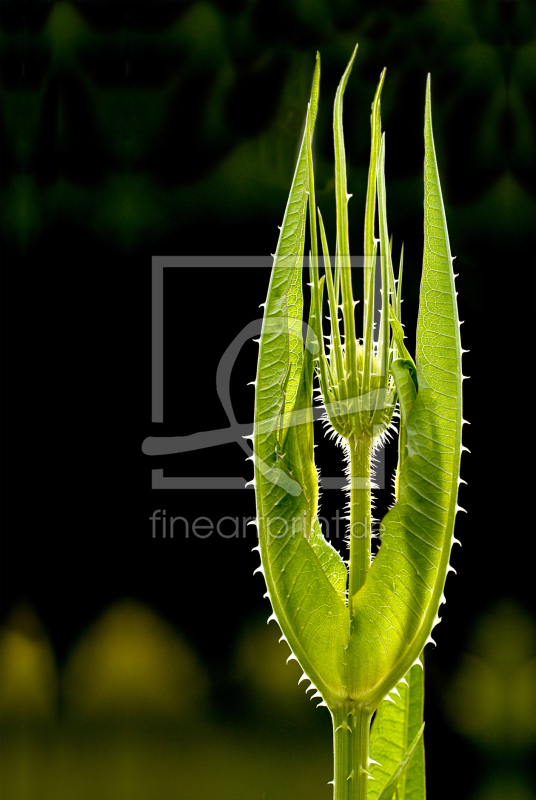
left=369, top=663, right=426, bottom=800
left=376, top=725, right=425, bottom=800
left=396, top=243, right=404, bottom=322
left=253, top=53, right=350, bottom=707
left=317, top=207, right=345, bottom=407
left=363, top=69, right=385, bottom=401
left=288, top=279, right=348, bottom=605
left=307, top=83, right=343, bottom=437
left=389, top=312, right=414, bottom=366
left=390, top=357, right=418, bottom=502
left=375, top=726, right=425, bottom=800
left=333, top=44, right=360, bottom=432
left=344, top=74, right=463, bottom=708
left=309, top=518, right=348, bottom=604
left=390, top=359, right=418, bottom=426
left=376, top=133, right=391, bottom=390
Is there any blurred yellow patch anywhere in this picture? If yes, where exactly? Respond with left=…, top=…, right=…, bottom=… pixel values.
left=0, top=604, right=57, bottom=721
left=62, top=600, right=207, bottom=720
left=447, top=600, right=536, bottom=749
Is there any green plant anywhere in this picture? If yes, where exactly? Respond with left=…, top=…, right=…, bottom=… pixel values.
left=252, top=45, right=464, bottom=800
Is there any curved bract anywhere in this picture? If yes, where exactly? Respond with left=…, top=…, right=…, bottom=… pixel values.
left=253, top=55, right=350, bottom=708
left=345, top=76, right=462, bottom=708
left=252, top=49, right=463, bottom=799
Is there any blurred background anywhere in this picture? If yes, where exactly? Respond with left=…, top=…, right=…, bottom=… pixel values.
left=1, top=0, right=535, bottom=798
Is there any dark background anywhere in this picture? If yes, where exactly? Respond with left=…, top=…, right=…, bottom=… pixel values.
left=1, top=1, right=536, bottom=799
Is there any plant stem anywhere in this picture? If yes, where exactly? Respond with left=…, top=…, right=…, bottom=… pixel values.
left=332, top=703, right=373, bottom=800
left=348, top=435, right=373, bottom=599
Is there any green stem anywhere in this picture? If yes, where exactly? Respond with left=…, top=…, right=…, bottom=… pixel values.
left=348, top=435, right=372, bottom=599
left=333, top=703, right=352, bottom=800
left=332, top=703, right=372, bottom=800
